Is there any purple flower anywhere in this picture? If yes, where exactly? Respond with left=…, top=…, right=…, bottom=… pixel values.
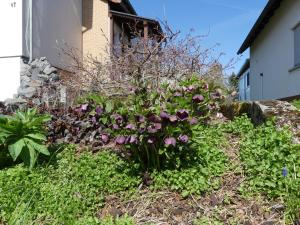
left=282, top=167, right=288, bottom=177
left=173, top=92, right=182, bottom=97
left=164, top=137, right=176, bottom=147
left=189, top=117, right=198, bottom=125
left=148, top=137, right=156, bottom=144
left=169, top=115, right=178, bottom=123
left=187, top=85, right=195, bottom=92
left=126, top=123, right=136, bottom=130
left=100, top=134, right=110, bottom=144
left=112, top=124, right=120, bottom=130
left=112, top=114, right=123, bottom=124
left=192, top=95, right=205, bottom=103
left=116, top=136, right=126, bottom=145
left=80, top=104, right=89, bottom=112
left=178, top=135, right=189, bottom=143
left=128, top=135, right=138, bottom=144
left=203, top=83, right=209, bottom=90
left=147, top=114, right=161, bottom=123
left=160, top=111, right=170, bottom=120
left=215, top=89, right=222, bottom=97
left=91, top=117, right=97, bottom=124
left=135, top=115, right=146, bottom=123
left=96, top=106, right=104, bottom=115
left=147, top=123, right=162, bottom=134
left=176, top=110, right=189, bottom=121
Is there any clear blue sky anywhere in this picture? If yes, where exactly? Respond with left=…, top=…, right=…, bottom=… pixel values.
left=130, top=0, right=268, bottom=75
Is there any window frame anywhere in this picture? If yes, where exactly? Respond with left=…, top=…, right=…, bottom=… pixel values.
left=293, top=22, right=300, bottom=67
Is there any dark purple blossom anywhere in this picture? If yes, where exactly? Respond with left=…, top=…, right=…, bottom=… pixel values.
left=80, top=104, right=89, bottom=112
left=91, top=117, right=97, bottom=124
left=128, top=135, right=138, bottom=144
left=169, top=115, right=178, bottom=123
left=192, top=95, right=205, bottom=103
left=147, top=137, right=156, bottom=144
left=164, top=137, right=176, bottom=147
left=173, top=92, right=182, bottom=97
left=112, top=114, right=123, bottom=124
left=187, top=85, right=195, bottom=92
left=147, top=114, right=161, bottom=123
left=176, top=110, right=189, bottom=121
left=112, top=124, right=120, bottom=130
left=282, top=167, right=288, bottom=177
left=116, top=136, right=126, bottom=145
left=203, top=83, right=209, bottom=90
left=147, top=123, right=162, bottom=134
left=135, top=115, right=146, bottom=123
left=96, top=106, right=104, bottom=115
left=125, top=123, right=136, bottom=130
left=189, top=117, right=199, bottom=125
left=178, top=135, right=189, bottom=143
left=160, top=111, right=170, bottom=120
left=100, top=134, right=110, bottom=144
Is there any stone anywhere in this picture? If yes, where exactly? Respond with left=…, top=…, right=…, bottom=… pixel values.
left=43, top=65, right=57, bottom=75
left=4, top=98, right=27, bottom=106
left=18, top=87, right=37, bottom=98
left=49, top=73, right=59, bottom=82
left=31, top=68, right=42, bottom=80
left=38, top=74, right=50, bottom=82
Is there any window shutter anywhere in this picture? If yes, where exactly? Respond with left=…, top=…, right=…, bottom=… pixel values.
left=295, top=25, right=300, bottom=66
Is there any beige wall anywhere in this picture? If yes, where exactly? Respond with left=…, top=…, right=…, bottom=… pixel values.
left=82, top=0, right=111, bottom=60
left=250, top=0, right=300, bottom=100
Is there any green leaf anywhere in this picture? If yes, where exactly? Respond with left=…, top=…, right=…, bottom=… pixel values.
left=25, top=138, right=50, bottom=156
left=106, top=101, right=114, bottom=113
left=26, top=133, right=47, bottom=142
left=8, top=139, right=25, bottom=161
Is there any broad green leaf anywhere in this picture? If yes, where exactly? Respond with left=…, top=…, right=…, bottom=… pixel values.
left=25, top=138, right=50, bottom=156
left=8, top=139, right=25, bottom=161
left=26, top=133, right=47, bottom=142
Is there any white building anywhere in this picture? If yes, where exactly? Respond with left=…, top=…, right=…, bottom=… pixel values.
left=0, top=0, right=82, bottom=101
left=238, top=0, right=300, bottom=100
left=0, top=0, right=161, bottom=101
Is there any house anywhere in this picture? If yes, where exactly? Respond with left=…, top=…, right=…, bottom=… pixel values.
left=0, top=0, right=161, bottom=101
left=238, top=0, right=300, bottom=100
left=237, top=59, right=250, bottom=101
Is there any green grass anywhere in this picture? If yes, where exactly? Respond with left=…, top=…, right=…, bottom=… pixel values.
left=292, top=99, right=300, bottom=110
left=0, top=146, right=141, bottom=224
left=1, top=116, right=300, bottom=224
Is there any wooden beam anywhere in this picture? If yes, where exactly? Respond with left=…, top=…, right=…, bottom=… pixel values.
left=110, top=14, right=115, bottom=54
left=143, top=21, right=149, bottom=40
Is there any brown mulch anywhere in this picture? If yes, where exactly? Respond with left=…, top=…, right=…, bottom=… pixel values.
left=97, top=134, right=285, bottom=225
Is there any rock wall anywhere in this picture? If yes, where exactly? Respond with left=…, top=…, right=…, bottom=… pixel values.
left=5, top=57, right=66, bottom=108
left=222, top=100, right=300, bottom=143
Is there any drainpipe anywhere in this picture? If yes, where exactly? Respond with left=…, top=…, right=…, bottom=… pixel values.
left=29, top=0, right=33, bottom=62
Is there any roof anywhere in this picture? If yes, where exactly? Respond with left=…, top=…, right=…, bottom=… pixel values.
left=237, top=59, right=250, bottom=78
left=110, top=10, right=163, bottom=34
left=123, top=0, right=136, bottom=15
left=237, top=0, right=284, bottom=54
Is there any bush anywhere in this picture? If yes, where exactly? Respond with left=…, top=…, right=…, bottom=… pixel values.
left=0, top=108, right=51, bottom=169
left=49, top=76, right=224, bottom=170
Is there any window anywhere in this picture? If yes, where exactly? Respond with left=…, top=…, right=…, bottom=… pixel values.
left=294, top=24, right=300, bottom=66
left=246, top=72, right=250, bottom=87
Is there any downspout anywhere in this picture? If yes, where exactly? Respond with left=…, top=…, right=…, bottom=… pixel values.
left=29, top=0, right=33, bottom=62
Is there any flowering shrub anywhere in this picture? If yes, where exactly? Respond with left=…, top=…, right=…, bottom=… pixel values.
left=48, top=76, right=224, bottom=170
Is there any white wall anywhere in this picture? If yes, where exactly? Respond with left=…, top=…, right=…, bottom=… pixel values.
left=31, top=0, right=82, bottom=69
left=0, top=0, right=23, bottom=57
left=0, top=57, right=21, bottom=101
left=250, top=0, right=300, bottom=100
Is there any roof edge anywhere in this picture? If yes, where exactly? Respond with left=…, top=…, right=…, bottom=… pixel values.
left=237, top=0, right=283, bottom=54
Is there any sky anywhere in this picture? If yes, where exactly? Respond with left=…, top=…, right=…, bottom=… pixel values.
left=130, top=0, right=268, bottom=75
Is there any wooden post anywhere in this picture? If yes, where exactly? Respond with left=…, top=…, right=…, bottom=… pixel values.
left=110, top=14, right=114, bottom=54
left=143, top=21, right=149, bottom=40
